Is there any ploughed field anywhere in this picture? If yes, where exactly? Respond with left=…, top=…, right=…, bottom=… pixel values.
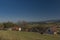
left=0, top=30, right=60, bottom=40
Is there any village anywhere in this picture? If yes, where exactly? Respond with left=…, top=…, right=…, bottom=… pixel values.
left=0, top=21, right=60, bottom=35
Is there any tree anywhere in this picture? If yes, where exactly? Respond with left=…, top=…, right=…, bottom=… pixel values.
left=0, top=23, right=4, bottom=30
left=3, top=22, right=15, bottom=28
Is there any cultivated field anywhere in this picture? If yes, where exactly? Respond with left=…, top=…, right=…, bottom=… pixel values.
left=0, top=30, right=60, bottom=40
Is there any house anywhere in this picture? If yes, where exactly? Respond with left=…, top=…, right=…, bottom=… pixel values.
left=7, top=28, right=12, bottom=31
left=12, top=25, right=21, bottom=31
left=46, top=25, right=57, bottom=34
left=19, top=27, right=21, bottom=31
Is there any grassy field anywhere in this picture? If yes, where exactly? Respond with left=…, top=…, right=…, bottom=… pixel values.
left=0, top=31, right=60, bottom=40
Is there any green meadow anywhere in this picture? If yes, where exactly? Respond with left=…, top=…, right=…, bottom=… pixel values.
left=0, top=30, right=59, bottom=40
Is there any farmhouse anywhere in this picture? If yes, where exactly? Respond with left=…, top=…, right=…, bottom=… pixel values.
left=46, top=25, right=58, bottom=34
left=12, top=25, right=21, bottom=31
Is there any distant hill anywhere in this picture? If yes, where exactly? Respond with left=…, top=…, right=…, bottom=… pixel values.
left=44, top=19, right=60, bottom=23
left=28, top=19, right=60, bottom=24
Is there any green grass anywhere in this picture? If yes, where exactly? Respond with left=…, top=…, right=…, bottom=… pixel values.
left=0, top=30, right=60, bottom=40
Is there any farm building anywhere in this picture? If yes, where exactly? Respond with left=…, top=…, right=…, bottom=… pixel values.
left=46, top=25, right=58, bottom=34
left=12, top=25, right=21, bottom=31
left=27, top=25, right=59, bottom=35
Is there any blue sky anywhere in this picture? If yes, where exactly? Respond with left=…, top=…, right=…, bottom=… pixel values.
left=0, top=0, right=60, bottom=22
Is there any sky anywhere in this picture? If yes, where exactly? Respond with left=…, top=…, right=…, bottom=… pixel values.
left=0, top=0, right=60, bottom=22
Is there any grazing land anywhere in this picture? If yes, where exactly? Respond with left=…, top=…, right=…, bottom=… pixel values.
left=0, top=30, right=60, bottom=40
